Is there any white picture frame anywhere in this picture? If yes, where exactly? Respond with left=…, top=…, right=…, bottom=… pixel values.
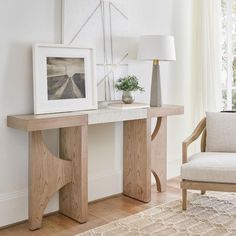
left=33, top=44, right=97, bottom=114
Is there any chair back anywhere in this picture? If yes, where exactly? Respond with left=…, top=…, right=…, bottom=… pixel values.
left=206, top=112, right=236, bottom=152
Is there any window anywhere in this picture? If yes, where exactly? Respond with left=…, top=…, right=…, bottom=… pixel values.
left=221, top=0, right=236, bottom=110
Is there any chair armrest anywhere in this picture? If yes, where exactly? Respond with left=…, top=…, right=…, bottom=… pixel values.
left=182, top=117, right=206, bottom=164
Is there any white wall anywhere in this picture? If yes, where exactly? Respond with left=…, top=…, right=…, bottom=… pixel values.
left=0, top=0, right=190, bottom=227
left=128, top=0, right=192, bottom=178
left=0, top=0, right=63, bottom=226
left=168, top=0, right=194, bottom=174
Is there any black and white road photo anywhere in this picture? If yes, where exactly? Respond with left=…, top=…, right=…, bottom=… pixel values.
left=47, top=57, right=86, bottom=100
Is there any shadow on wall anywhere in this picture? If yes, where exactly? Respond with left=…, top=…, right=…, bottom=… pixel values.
left=2, top=42, right=34, bottom=114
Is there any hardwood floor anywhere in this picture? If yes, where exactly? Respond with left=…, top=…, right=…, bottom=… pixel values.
left=0, top=178, right=181, bottom=236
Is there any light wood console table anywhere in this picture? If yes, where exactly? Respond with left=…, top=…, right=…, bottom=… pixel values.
left=7, top=104, right=183, bottom=230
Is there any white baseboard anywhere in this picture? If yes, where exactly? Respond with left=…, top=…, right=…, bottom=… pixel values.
left=0, top=189, right=27, bottom=227
left=0, top=170, right=122, bottom=227
left=0, top=189, right=59, bottom=228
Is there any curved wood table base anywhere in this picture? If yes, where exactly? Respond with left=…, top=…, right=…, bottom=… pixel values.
left=151, top=117, right=162, bottom=141
left=29, top=126, right=88, bottom=230
left=151, top=117, right=167, bottom=192
left=151, top=170, right=162, bottom=192
left=7, top=106, right=183, bottom=229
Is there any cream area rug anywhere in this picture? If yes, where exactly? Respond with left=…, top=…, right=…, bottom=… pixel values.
left=77, top=192, right=236, bottom=236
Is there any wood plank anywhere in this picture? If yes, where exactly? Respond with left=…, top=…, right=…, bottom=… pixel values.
left=7, top=105, right=184, bottom=131
left=151, top=117, right=167, bottom=192
left=59, top=126, right=88, bottom=223
left=181, top=180, right=236, bottom=192
left=201, top=128, right=206, bottom=152
left=28, top=131, right=72, bottom=230
left=123, top=119, right=151, bottom=203
left=147, top=105, right=184, bottom=118
left=182, top=117, right=206, bottom=163
left=182, top=189, right=187, bottom=210
left=7, top=114, right=87, bottom=131
left=0, top=181, right=181, bottom=236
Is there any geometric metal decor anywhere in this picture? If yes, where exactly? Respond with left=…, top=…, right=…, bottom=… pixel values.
left=63, top=0, right=128, bottom=101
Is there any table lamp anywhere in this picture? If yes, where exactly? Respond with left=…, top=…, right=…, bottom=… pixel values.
left=138, top=35, right=176, bottom=107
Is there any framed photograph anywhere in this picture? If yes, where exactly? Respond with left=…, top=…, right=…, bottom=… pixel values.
left=33, top=44, right=97, bottom=114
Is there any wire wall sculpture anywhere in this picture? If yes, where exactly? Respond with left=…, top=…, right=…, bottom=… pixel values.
left=63, top=0, right=128, bottom=102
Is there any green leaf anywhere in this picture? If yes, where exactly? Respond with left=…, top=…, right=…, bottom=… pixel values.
left=115, top=75, right=145, bottom=92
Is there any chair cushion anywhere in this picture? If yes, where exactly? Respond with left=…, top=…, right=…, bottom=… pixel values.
left=206, top=112, right=236, bottom=152
left=181, top=152, right=236, bottom=183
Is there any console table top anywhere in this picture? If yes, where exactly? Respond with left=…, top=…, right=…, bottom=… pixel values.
left=7, top=104, right=184, bottom=131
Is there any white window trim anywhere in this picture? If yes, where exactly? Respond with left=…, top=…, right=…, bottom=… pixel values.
left=226, top=0, right=233, bottom=110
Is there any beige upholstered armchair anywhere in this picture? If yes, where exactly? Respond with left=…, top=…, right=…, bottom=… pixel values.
left=180, top=112, right=236, bottom=210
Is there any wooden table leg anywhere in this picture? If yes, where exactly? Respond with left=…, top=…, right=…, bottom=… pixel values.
left=123, top=119, right=151, bottom=203
left=59, top=126, right=88, bottom=223
left=28, top=131, right=72, bottom=230
left=151, top=117, right=167, bottom=192
left=28, top=125, right=88, bottom=230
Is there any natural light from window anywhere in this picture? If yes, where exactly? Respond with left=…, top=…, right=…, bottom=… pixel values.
left=222, top=0, right=236, bottom=110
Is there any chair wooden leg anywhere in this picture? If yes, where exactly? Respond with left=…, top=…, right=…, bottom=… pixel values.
left=201, top=190, right=206, bottom=195
left=182, top=189, right=187, bottom=210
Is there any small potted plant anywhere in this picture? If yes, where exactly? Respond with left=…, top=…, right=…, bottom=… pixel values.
left=115, top=75, right=144, bottom=104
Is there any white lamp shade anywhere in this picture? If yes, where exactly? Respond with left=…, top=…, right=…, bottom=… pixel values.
left=138, top=35, right=176, bottom=61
